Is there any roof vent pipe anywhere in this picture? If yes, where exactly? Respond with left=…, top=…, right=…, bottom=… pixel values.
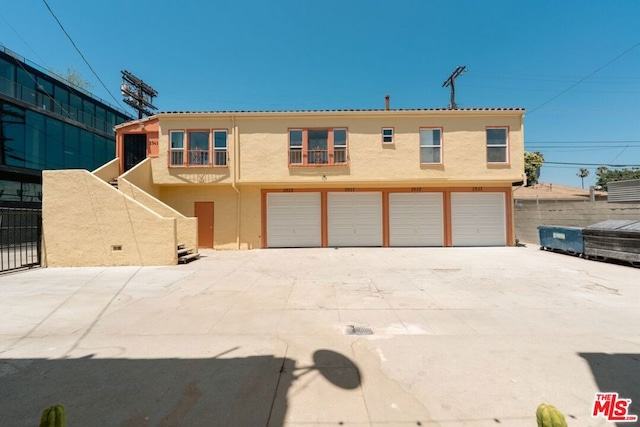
left=385, top=95, right=390, bottom=110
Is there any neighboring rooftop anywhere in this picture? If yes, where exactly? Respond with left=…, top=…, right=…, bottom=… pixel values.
left=514, top=183, right=607, bottom=201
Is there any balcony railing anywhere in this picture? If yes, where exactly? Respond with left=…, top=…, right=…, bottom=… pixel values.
left=214, top=150, right=227, bottom=166
left=170, top=150, right=184, bottom=166
left=169, top=149, right=228, bottom=167
left=189, top=149, right=209, bottom=166
left=288, top=148, right=348, bottom=166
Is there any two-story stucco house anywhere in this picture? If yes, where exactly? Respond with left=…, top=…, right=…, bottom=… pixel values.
left=42, top=107, right=525, bottom=266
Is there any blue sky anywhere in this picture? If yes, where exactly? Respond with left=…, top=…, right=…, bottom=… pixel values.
left=1, top=0, right=639, bottom=187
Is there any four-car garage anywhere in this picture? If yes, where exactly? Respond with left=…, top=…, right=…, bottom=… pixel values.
left=264, top=189, right=510, bottom=248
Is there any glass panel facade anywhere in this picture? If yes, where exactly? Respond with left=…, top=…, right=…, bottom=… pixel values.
left=1, top=103, right=26, bottom=167
left=16, top=68, right=36, bottom=105
left=80, top=129, right=94, bottom=170
left=69, top=92, right=82, bottom=122
left=25, top=111, right=46, bottom=169
left=53, top=84, right=69, bottom=115
left=36, top=76, right=54, bottom=111
left=1, top=50, right=127, bottom=207
left=64, top=124, right=80, bottom=168
left=0, top=58, right=16, bottom=97
left=45, top=116, right=64, bottom=169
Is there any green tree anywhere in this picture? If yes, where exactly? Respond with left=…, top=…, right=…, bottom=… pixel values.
left=577, top=168, right=589, bottom=189
left=596, top=167, right=640, bottom=190
left=524, top=151, right=544, bottom=186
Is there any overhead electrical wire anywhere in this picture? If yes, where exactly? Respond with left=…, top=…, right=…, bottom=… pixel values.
left=40, top=0, right=126, bottom=111
left=527, top=41, right=640, bottom=114
left=543, top=161, right=640, bottom=167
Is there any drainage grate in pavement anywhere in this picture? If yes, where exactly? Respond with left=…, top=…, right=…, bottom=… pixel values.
left=346, top=325, right=373, bottom=335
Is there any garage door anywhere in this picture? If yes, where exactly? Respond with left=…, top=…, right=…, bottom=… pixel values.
left=267, top=193, right=321, bottom=247
left=451, top=192, right=506, bottom=246
left=389, top=193, right=444, bottom=246
left=328, top=192, right=382, bottom=247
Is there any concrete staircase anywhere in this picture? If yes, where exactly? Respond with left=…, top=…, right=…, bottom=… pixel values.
left=177, top=243, right=200, bottom=264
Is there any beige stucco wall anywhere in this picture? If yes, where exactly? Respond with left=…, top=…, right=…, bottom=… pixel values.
left=119, top=157, right=159, bottom=198
left=119, top=159, right=198, bottom=249
left=43, top=170, right=178, bottom=266
left=159, top=185, right=246, bottom=250
left=92, top=158, right=120, bottom=183
left=148, top=111, right=524, bottom=186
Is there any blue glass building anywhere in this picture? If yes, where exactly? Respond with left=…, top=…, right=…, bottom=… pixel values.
left=0, top=46, right=132, bottom=207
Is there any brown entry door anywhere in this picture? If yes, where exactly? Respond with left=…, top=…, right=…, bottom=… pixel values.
left=194, top=202, right=214, bottom=248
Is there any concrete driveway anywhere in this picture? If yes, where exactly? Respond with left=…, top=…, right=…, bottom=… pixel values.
left=1, top=246, right=639, bottom=426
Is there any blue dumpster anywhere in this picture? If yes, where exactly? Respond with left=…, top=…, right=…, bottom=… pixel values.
left=538, top=225, right=584, bottom=255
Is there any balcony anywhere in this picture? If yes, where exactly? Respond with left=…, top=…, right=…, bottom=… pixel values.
left=169, top=149, right=227, bottom=167
left=289, top=148, right=347, bottom=166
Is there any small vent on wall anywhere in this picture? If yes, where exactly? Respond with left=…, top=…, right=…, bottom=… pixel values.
left=111, top=245, right=123, bottom=251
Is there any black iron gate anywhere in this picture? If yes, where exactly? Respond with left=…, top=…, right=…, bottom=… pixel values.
left=0, top=208, right=42, bottom=273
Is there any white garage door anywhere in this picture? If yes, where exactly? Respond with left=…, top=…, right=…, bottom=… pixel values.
left=267, top=193, right=321, bottom=248
left=451, top=192, right=506, bottom=246
left=389, top=193, right=444, bottom=246
left=328, top=192, right=382, bottom=247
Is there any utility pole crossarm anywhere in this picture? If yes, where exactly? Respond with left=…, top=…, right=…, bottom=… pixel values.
left=121, top=70, right=158, bottom=120
left=442, top=66, right=467, bottom=109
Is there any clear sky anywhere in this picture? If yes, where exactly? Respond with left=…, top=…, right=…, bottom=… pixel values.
left=1, top=0, right=639, bottom=188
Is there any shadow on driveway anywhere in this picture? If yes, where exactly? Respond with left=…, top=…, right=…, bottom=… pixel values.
left=579, top=352, right=640, bottom=426
left=0, top=349, right=361, bottom=426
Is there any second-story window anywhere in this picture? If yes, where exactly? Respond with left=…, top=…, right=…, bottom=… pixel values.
left=169, top=129, right=228, bottom=167
left=213, top=130, right=228, bottom=166
left=487, top=127, right=508, bottom=163
left=420, top=128, right=442, bottom=164
left=334, top=129, right=347, bottom=163
left=169, top=130, right=185, bottom=166
left=382, top=128, right=394, bottom=144
left=288, top=128, right=348, bottom=166
left=289, top=130, right=303, bottom=164
left=188, top=131, right=209, bottom=166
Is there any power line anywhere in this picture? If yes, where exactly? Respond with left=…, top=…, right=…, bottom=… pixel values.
left=40, top=0, right=126, bottom=111
left=544, top=161, right=640, bottom=167
left=0, top=12, right=49, bottom=66
left=528, top=146, right=640, bottom=150
left=528, top=41, right=640, bottom=114
left=526, top=140, right=640, bottom=144
left=473, top=70, right=640, bottom=82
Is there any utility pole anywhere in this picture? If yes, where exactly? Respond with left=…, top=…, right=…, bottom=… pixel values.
left=442, top=66, right=467, bottom=109
left=120, top=70, right=158, bottom=119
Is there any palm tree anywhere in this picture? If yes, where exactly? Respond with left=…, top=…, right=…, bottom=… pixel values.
left=577, top=168, right=590, bottom=189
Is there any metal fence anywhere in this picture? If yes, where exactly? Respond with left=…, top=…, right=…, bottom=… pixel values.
left=0, top=208, right=42, bottom=273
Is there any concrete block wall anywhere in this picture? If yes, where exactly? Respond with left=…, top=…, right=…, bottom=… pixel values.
left=515, top=201, right=640, bottom=244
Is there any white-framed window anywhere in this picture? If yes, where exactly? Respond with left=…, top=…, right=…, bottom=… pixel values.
left=420, top=128, right=442, bottom=164
left=487, top=127, right=508, bottom=163
left=213, top=130, right=228, bottom=166
left=333, top=128, right=347, bottom=163
left=382, top=128, right=394, bottom=144
left=289, top=129, right=303, bottom=164
left=169, top=130, right=185, bottom=166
